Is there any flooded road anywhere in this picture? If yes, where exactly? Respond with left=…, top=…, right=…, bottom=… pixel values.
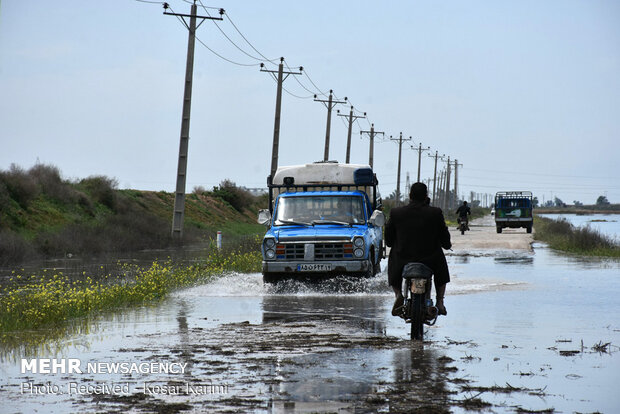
left=1, top=219, right=619, bottom=413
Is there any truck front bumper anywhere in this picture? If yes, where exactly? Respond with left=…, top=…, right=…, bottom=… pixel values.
left=262, top=260, right=371, bottom=274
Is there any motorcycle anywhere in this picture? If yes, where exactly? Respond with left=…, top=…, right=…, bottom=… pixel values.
left=457, top=216, right=469, bottom=235
left=398, top=262, right=438, bottom=340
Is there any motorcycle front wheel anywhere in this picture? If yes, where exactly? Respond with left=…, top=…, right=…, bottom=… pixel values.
left=410, top=294, right=424, bottom=340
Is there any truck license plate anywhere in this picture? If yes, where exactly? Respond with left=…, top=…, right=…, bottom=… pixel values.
left=297, top=263, right=332, bottom=272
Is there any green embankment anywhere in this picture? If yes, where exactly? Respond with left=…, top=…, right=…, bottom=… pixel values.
left=533, top=216, right=619, bottom=258
left=0, top=164, right=266, bottom=265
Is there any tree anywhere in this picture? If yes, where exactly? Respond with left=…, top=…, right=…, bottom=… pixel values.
left=554, top=197, right=566, bottom=207
left=573, top=200, right=583, bottom=207
left=596, top=195, right=610, bottom=206
left=532, top=197, right=539, bottom=208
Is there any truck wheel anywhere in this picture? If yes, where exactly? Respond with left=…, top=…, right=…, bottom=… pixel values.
left=526, top=225, right=532, bottom=234
left=496, top=226, right=502, bottom=234
left=263, top=273, right=281, bottom=284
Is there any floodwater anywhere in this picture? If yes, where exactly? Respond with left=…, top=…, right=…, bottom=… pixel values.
left=1, top=244, right=619, bottom=413
left=538, top=213, right=620, bottom=243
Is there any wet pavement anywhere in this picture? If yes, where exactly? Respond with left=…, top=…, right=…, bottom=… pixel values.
left=1, top=229, right=619, bottom=413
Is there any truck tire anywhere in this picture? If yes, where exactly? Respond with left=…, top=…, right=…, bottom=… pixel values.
left=526, top=225, right=532, bottom=234
left=263, top=273, right=281, bottom=284
left=496, top=226, right=502, bottom=234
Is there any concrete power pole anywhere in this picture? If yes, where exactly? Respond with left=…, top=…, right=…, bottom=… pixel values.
left=260, top=58, right=302, bottom=179
left=165, top=2, right=223, bottom=239
left=438, top=169, right=445, bottom=208
left=360, top=124, right=384, bottom=169
left=411, top=142, right=431, bottom=182
left=390, top=133, right=412, bottom=205
left=429, top=151, right=444, bottom=205
left=443, top=156, right=451, bottom=211
left=454, top=159, right=463, bottom=207
left=314, top=90, right=347, bottom=161
left=337, top=106, right=366, bottom=163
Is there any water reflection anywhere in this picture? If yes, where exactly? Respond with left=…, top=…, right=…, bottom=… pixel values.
left=261, top=295, right=386, bottom=336
left=494, top=256, right=534, bottom=265
left=386, top=345, right=454, bottom=411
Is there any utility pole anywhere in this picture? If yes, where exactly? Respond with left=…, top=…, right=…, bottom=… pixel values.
left=165, top=2, right=223, bottom=239
left=390, top=133, right=412, bottom=204
left=405, top=172, right=411, bottom=198
left=260, top=58, right=302, bottom=178
left=410, top=142, right=431, bottom=182
left=438, top=169, right=445, bottom=208
left=444, top=157, right=451, bottom=211
left=360, top=124, right=384, bottom=169
left=314, top=90, right=347, bottom=161
left=337, top=106, right=366, bottom=163
left=428, top=151, right=444, bottom=205
left=454, top=159, right=463, bottom=207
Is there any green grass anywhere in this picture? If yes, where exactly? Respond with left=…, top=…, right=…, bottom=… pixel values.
left=0, top=246, right=262, bottom=335
left=533, top=216, right=619, bottom=258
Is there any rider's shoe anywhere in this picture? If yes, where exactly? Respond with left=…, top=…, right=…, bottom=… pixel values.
left=436, top=299, right=447, bottom=316
left=392, top=295, right=404, bottom=316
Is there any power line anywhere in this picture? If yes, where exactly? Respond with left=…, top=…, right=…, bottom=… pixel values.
left=224, top=12, right=281, bottom=63
left=195, top=36, right=260, bottom=66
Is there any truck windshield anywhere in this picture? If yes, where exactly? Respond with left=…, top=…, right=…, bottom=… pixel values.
left=274, top=196, right=366, bottom=226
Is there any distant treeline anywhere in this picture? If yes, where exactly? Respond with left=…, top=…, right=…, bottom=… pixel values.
left=0, top=164, right=265, bottom=266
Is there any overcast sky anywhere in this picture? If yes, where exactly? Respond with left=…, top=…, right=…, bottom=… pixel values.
left=1, top=0, right=619, bottom=205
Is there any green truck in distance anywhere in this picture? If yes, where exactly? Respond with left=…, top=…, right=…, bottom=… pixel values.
left=494, top=191, right=534, bottom=234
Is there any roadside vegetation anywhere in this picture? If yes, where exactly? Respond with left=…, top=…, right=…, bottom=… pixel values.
left=0, top=163, right=266, bottom=266
left=0, top=241, right=262, bottom=335
left=533, top=216, right=619, bottom=258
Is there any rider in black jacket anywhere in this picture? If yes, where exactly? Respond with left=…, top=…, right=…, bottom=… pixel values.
left=455, top=201, right=471, bottom=229
left=386, top=182, right=451, bottom=316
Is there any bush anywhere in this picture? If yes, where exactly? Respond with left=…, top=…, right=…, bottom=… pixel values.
left=0, top=164, right=39, bottom=208
left=29, top=164, right=78, bottom=204
left=79, top=175, right=118, bottom=210
left=212, top=179, right=255, bottom=212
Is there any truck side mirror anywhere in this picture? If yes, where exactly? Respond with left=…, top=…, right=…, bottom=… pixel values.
left=257, top=209, right=271, bottom=225
left=369, top=210, right=385, bottom=227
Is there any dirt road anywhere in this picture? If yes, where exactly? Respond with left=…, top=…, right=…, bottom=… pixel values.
left=449, top=214, right=533, bottom=252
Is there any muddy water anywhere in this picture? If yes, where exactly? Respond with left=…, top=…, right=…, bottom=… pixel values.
left=1, top=245, right=619, bottom=413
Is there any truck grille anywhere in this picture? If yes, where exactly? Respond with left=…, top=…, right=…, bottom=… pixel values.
left=281, top=243, right=349, bottom=260
left=315, top=243, right=345, bottom=259
left=283, top=244, right=304, bottom=259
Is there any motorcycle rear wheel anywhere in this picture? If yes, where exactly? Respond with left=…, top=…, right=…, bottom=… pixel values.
left=410, top=294, right=424, bottom=340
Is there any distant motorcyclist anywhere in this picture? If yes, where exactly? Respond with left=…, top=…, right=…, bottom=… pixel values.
left=456, top=201, right=471, bottom=230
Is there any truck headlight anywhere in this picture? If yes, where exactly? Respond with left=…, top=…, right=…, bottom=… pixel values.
left=266, top=249, right=276, bottom=259
left=265, top=238, right=276, bottom=249
left=354, top=248, right=364, bottom=258
left=353, top=237, right=364, bottom=248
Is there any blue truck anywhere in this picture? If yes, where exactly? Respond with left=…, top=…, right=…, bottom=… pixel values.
left=257, top=162, right=385, bottom=283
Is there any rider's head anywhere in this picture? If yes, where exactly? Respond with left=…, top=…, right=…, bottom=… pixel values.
left=409, top=182, right=427, bottom=202
left=463, top=201, right=468, bottom=206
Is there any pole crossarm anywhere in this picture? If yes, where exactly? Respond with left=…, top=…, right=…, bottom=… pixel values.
left=163, top=3, right=223, bottom=30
